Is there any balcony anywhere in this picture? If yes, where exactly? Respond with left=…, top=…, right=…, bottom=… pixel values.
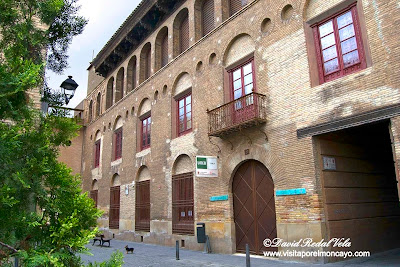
left=207, top=92, right=267, bottom=137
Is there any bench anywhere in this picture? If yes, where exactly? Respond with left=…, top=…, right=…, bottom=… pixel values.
left=92, top=235, right=101, bottom=246
left=92, top=234, right=111, bottom=247
left=100, top=234, right=111, bottom=247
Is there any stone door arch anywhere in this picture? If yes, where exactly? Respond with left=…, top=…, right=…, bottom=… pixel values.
left=232, top=160, right=277, bottom=254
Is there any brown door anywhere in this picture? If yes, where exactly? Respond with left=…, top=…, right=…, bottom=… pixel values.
left=135, top=180, right=150, bottom=231
left=109, top=186, right=120, bottom=229
left=172, top=172, right=194, bottom=235
left=233, top=160, right=277, bottom=254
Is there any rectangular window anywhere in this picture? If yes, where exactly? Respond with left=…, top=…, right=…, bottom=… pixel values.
left=94, top=140, right=101, bottom=168
left=313, top=4, right=366, bottom=84
left=229, top=59, right=255, bottom=107
left=114, top=128, right=122, bottom=160
left=177, top=94, right=192, bottom=136
left=141, top=115, right=151, bottom=150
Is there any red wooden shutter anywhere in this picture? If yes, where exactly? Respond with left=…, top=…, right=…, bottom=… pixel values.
left=202, top=0, right=215, bottom=36
left=161, top=34, right=168, bottom=67
left=146, top=48, right=151, bottom=79
left=135, top=180, right=150, bottom=231
left=109, top=186, right=120, bottom=229
left=180, top=14, right=189, bottom=53
left=172, top=172, right=194, bottom=235
left=230, top=0, right=247, bottom=16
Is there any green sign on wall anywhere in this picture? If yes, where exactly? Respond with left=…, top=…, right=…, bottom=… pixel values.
left=196, top=157, right=207, bottom=169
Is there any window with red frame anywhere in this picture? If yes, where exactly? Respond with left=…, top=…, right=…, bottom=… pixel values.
left=114, top=128, right=122, bottom=160
left=229, top=59, right=255, bottom=109
left=94, top=140, right=101, bottom=168
left=313, top=4, right=366, bottom=84
left=141, top=115, right=151, bottom=150
left=177, top=94, right=192, bottom=136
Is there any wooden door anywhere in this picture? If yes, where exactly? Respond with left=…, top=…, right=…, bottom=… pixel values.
left=172, top=172, right=194, bottom=235
left=233, top=160, right=277, bottom=254
left=135, top=180, right=150, bottom=231
left=109, top=186, right=120, bottom=229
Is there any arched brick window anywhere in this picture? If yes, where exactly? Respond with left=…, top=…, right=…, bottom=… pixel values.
left=202, top=0, right=214, bottom=36
left=115, top=67, right=124, bottom=102
left=140, top=43, right=152, bottom=83
left=106, top=77, right=114, bottom=109
left=180, top=14, right=189, bottom=53
left=127, top=56, right=137, bottom=92
left=88, top=100, right=93, bottom=122
left=161, top=34, right=168, bottom=67
left=155, top=27, right=169, bottom=71
left=96, top=92, right=101, bottom=117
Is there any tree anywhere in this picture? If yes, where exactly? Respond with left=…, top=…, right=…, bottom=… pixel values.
left=0, top=1, right=108, bottom=266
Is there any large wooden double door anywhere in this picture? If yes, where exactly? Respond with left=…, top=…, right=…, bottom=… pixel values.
left=233, top=160, right=277, bottom=254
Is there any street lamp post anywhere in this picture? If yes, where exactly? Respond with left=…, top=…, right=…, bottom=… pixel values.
left=60, top=75, right=79, bottom=105
left=46, top=76, right=83, bottom=113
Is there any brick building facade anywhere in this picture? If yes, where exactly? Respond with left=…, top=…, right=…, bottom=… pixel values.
left=67, top=0, right=400, bottom=262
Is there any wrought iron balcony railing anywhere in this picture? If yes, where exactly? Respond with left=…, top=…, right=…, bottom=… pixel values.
left=207, top=92, right=267, bottom=137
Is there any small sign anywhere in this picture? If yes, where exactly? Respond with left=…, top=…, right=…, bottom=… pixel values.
left=210, top=195, right=229, bottom=202
left=196, top=156, right=218, bottom=177
left=276, top=188, right=307, bottom=196
left=323, top=156, right=336, bottom=170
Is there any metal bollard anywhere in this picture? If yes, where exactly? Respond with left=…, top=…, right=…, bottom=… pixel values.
left=246, top=244, right=250, bottom=267
left=176, top=240, right=180, bottom=260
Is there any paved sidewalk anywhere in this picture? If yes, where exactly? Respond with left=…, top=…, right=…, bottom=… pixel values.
left=80, top=239, right=400, bottom=267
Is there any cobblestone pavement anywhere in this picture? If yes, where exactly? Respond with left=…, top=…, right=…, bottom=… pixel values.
left=80, top=239, right=400, bottom=267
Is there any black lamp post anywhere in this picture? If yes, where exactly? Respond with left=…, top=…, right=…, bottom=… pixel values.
left=60, top=75, right=79, bottom=105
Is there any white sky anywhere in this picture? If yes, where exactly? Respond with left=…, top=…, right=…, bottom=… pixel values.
left=47, top=0, right=141, bottom=108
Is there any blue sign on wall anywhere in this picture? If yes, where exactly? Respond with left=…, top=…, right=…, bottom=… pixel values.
left=276, top=188, right=306, bottom=196
left=210, top=195, right=229, bottom=202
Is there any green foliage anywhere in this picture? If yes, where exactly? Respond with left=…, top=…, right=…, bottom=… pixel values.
left=86, top=251, right=124, bottom=267
left=0, top=1, right=108, bottom=266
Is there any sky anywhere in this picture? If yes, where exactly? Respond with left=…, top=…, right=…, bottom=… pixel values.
left=47, top=0, right=142, bottom=109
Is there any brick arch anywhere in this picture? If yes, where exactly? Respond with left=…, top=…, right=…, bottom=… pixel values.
left=173, top=7, right=190, bottom=57
left=172, top=72, right=192, bottom=96
left=111, top=173, right=121, bottom=186
left=92, top=179, right=98, bottom=190
left=222, top=33, right=255, bottom=67
left=302, top=0, right=340, bottom=21
left=136, top=165, right=151, bottom=182
left=172, top=154, right=194, bottom=175
left=113, top=115, right=123, bottom=130
left=138, top=97, right=151, bottom=117
left=155, top=26, right=169, bottom=71
left=95, top=129, right=101, bottom=141
left=221, top=144, right=287, bottom=193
